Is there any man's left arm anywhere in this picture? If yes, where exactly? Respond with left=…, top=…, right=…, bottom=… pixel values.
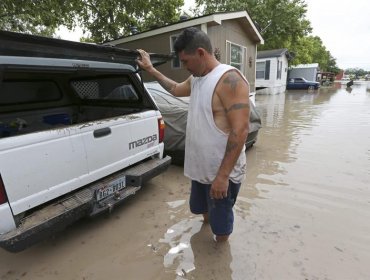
left=211, top=70, right=250, bottom=199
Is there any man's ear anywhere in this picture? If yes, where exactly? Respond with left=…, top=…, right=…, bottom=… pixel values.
left=196, top=48, right=206, bottom=57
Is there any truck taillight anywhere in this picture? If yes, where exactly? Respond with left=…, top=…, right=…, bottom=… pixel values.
left=0, top=175, right=7, bottom=205
left=158, top=118, right=165, bottom=143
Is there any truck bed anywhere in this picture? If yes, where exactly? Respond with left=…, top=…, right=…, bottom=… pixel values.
left=0, top=105, right=143, bottom=138
left=0, top=30, right=172, bottom=252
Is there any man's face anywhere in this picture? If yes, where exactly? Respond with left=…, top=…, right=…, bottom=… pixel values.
left=178, top=49, right=204, bottom=77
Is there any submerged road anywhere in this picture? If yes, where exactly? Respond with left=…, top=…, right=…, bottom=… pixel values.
left=1, top=81, right=369, bottom=280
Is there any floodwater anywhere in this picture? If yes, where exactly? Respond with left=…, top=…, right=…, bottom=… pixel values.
left=1, top=82, right=370, bottom=280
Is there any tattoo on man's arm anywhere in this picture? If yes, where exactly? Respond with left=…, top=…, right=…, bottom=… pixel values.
left=225, top=130, right=239, bottom=154
left=223, top=72, right=242, bottom=93
left=225, top=103, right=250, bottom=114
left=225, top=140, right=238, bottom=154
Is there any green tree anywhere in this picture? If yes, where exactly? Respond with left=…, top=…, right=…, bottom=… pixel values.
left=193, top=0, right=312, bottom=50
left=1, top=0, right=184, bottom=43
left=192, top=0, right=340, bottom=72
left=345, top=68, right=367, bottom=78
left=0, top=0, right=76, bottom=36
left=326, top=55, right=340, bottom=74
left=287, top=36, right=337, bottom=72
left=72, top=0, right=184, bottom=43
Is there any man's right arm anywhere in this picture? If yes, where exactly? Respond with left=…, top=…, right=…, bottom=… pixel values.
left=136, top=49, right=191, bottom=97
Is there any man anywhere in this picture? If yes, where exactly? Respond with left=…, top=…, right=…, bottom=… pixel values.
left=136, top=27, right=250, bottom=242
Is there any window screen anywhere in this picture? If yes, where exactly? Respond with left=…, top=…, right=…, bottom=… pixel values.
left=71, top=77, right=139, bottom=101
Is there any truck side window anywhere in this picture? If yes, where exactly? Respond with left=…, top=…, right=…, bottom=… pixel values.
left=0, top=80, right=61, bottom=105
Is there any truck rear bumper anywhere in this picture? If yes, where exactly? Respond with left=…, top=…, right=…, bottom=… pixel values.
left=0, top=156, right=171, bottom=252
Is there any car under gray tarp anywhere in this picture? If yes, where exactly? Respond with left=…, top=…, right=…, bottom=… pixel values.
left=145, top=82, right=262, bottom=165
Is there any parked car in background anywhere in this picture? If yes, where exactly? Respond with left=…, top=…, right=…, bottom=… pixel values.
left=286, top=77, right=320, bottom=90
left=145, top=82, right=262, bottom=165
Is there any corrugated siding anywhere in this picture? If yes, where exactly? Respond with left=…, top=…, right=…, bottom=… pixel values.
left=208, top=21, right=257, bottom=91
left=116, top=21, right=258, bottom=91
left=116, top=29, right=195, bottom=82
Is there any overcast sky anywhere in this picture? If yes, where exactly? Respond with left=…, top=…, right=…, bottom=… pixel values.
left=183, top=0, right=370, bottom=71
left=58, top=0, right=370, bottom=71
left=305, top=0, right=370, bottom=70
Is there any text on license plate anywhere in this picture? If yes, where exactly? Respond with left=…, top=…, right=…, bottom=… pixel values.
left=96, top=176, right=126, bottom=201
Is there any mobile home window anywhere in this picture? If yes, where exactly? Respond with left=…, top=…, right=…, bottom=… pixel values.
left=226, top=41, right=246, bottom=71
left=256, top=60, right=270, bottom=80
left=277, top=60, right=282, bottom=79
left=170, top=35, right=181, bottom=69
left=256, top=62, right=265, bottom=79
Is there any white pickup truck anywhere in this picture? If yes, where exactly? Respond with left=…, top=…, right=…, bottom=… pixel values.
left=0, top=31, right=171, bottom=252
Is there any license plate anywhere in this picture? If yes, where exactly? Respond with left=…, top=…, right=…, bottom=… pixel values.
left=96, top=176, right=126, bottom=201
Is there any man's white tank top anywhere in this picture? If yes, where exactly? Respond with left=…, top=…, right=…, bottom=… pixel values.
left=184, top=64, right=247, bottom=184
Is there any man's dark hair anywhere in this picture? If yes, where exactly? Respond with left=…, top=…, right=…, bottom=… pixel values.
left=174, top=27, right=213, bottom=55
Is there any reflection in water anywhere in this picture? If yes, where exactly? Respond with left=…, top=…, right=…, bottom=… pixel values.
left=233, top=81, right=370, bottom=279
left=248, top=82, right=366, bottom=192
left=156, top=82, right=370, bottom=280
left=160, top=200, right=233, bottom=279
left=161, top=217, right=200, bottom=277
left=345, top=87, right=353, bottom=93
left=189, top=224, right=232, bottom=280
left=159, top=217, right=233, bottom=280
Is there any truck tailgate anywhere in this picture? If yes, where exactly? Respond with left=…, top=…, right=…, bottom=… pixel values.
left=81, top=111, right=162, bottom=181
left=0, top=111, right=162, bottom=216
left=0, top=127, right=88, bottom=215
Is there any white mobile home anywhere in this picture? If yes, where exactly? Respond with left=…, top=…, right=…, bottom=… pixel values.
left=256, top=48, right=292, bottom=95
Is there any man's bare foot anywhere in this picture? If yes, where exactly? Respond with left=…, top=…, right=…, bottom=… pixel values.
left=202, top=213, right=209, bottom=223
left=215, top=235, right=229, bottom=242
